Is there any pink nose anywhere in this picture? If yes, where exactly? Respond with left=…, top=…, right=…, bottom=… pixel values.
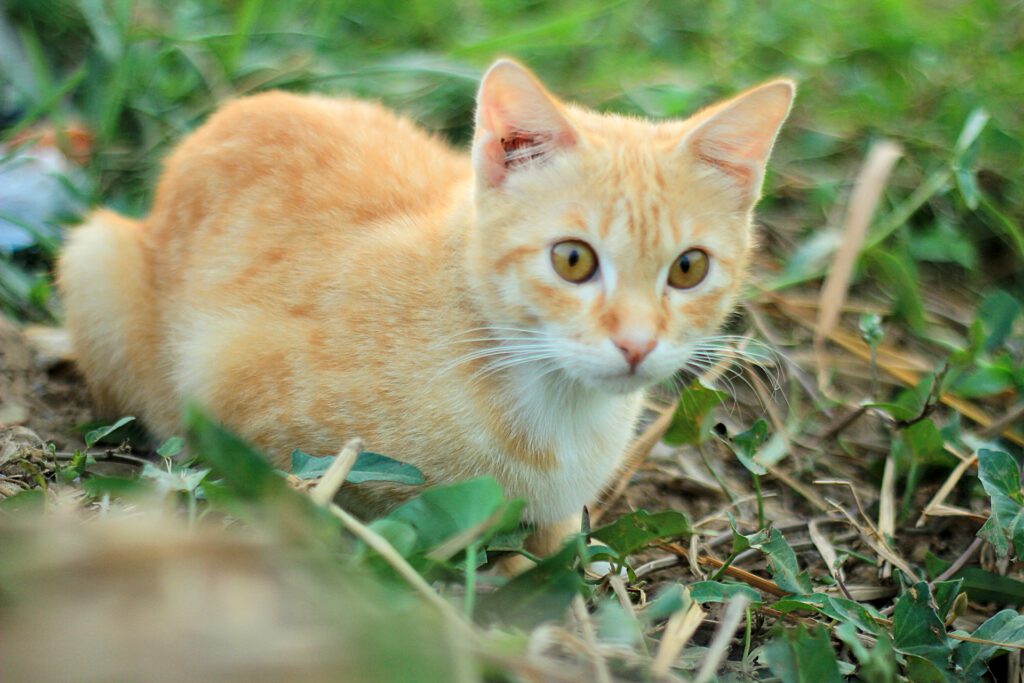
left=614, top=338, right=657, bottom=371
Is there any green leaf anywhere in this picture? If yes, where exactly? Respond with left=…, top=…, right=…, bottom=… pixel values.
left=900, top=419, right=946, bottom=464
left=184, top=405, right=338, bottom=541
left=156, top=436, right=186, bottom=458
left=762, top=624, right=843, bottom=683
left=643, top=583, right=688, bottom=622
left=835, top=621, right=898, bottom=682
left=84, top=416, right=135, bottom=448
left=953, top=609, right=1024, bottom=679
left=689, top=581, right=762, bottom=606
left=865, top=374, right=935, bottom=421
left=977, top=449, right=1024, bottom=559
left=892, top=582, right=953, bottom=678
left=590, top=509, right=692, bottom=557
left=977, top=290, right=1020, bottom=352
left=0, top=488, right=45, bottom=513
left=773, top=593, right=885, bottom=635
left=82, top=476, right=144, bottom=498
left=385, top=477, right=521, bottom=552
left=730, top=419, right=769, bottom=475
left=866, top=247, right=926, bottom=332
left=663, top=381, right=728, bottom=446
left=290, top=449, right=425, bottom=485
left=476, top=539, right=585, bottom=629
left=740, top=526, right=812, bottom=595
left=925, top=551, right=1024, bottom=605
left=952, top=363, right=1015, bottom=399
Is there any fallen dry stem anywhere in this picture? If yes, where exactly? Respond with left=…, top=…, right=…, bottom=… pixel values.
left=309, top=437, right=363, bottom=506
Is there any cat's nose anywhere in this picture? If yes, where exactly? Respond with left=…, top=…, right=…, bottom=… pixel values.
left=614, top=338, right=657, bottom=372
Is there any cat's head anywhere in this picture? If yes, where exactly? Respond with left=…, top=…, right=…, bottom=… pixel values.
left=465, top=59, right=793, bottom=394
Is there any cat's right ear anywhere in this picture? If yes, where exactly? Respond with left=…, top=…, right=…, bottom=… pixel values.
left=473, top=59, right=578, bottom=189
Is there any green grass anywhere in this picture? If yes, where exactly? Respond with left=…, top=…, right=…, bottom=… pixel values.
left=2, top=1, right=1024, bottom=680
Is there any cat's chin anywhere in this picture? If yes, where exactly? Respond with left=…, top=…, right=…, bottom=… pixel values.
left=580, top=372, right=659, bottom=396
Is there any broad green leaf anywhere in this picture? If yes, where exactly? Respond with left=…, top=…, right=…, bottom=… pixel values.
left=892, top=582, right=953, bottom=677
left=663, top=381, right=728, bottom=445
left=900, top=419, right=946, bottom=464
left=156, top=436, right=186, bottom=458
left=386, top=477, right=521, bottom=552
left=762, top=625, right=843, bottom=683
left=925, top=552, right=1024, bottom=605
left=773, top=593, right=885, bottom=635
left=977, top=449, right=1024, bottom=559
left=595, top=598, right=642, bottom=647
left=290, top=449, right=425, bottom=486
left=476, top=539, right=584, bottom=629
left=741, top=526, right=812, bottom=595
left=0, top=488, right=45, bottom=513
left=84, top=416, right=135, bottom=448
left=366, top=518, right=419, bottom=559
left=978, top=290, right=1021, bottom=352
left=953, top=609, right=1024, bottom=679
left=590, top=509, right=692, bottom=557
left=82, top=476, right=145, bottom=498
left=865, top=374, right=935, bottom=421
left=835, top=621, right=898, bottom=682
left=642, top=583, right=689, bottom=622
left=730, top=419, right=769, bottom=475
left=866, top=248, right=926, bottom=332
left=185, top=405, right=339, bottom=542
left=952, top=364, right=1015, bottom=399
left=689, top=581, right=762, bottom=606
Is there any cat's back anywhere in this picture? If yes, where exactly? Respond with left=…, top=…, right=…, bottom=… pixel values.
left=147, top=90, right=469, bottom=242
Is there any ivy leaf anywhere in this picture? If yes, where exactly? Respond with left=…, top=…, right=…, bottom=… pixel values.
left=84, top=416, right=135, bottom=448
left=590, top=509, right=692, bottom=557
left=729, top=419, right=769, bottom=475
left=925, top=552, right=1024, bottom=605
left=773, top=593, right=885, bottom=635
left=689, top=581, right=762, bottom=606
left=385, top=476, right=522, bottom=554
left=762, top=624, right=843, bottom=683
left=892, top=582, right=954, bottom=679
left=290, top=449, right=425, bottom=485
left=476, top=539, right=584, bottom=629
left=977, top=290, right=1021, bottom=352
left=835, top=621, right=898, bottom=682
left=740, top=525, right=812, bottom=595
left=953, top=609, right=1024, bottom=679
left=663, top=381, right=728, bottom=445
left=977, top=449, right=1024, bottom=559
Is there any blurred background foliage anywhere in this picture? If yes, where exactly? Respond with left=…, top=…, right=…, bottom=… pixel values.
left=1, top=0, right=1022, bottom=322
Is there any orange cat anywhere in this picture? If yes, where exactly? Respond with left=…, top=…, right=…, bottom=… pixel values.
left=59, top=60, right=793, bottom=556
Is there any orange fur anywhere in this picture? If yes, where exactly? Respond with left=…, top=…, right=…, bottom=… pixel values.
left=59, top=60, right=793, bottom=554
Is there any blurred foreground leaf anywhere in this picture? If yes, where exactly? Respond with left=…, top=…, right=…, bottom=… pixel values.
left=291, top=448, right=425, bottom=485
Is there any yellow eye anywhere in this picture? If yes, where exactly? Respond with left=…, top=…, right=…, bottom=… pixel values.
left=668, top=249, right=709, bottom=289
left=551, top=240, right=598, bottom=283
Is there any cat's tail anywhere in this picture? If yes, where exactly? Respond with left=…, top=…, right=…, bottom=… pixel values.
left=58, top=209, right=177, bottom=435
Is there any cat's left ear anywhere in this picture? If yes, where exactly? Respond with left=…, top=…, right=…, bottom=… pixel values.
left=679, top=79, right=795, bottom=208
left=473, top=59, right=578, bottom=189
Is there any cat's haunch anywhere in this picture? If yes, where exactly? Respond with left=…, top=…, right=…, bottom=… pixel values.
left=59, top=59, right=793, bottom=559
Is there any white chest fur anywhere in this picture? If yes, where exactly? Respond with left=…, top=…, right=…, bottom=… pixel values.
left=497, top=369, right=643, bottom=524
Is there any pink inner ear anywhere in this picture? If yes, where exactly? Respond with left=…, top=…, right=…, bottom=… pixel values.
left=501, top=131, right=548, bottom=169
left=697, top=151, right=755, bottom=186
